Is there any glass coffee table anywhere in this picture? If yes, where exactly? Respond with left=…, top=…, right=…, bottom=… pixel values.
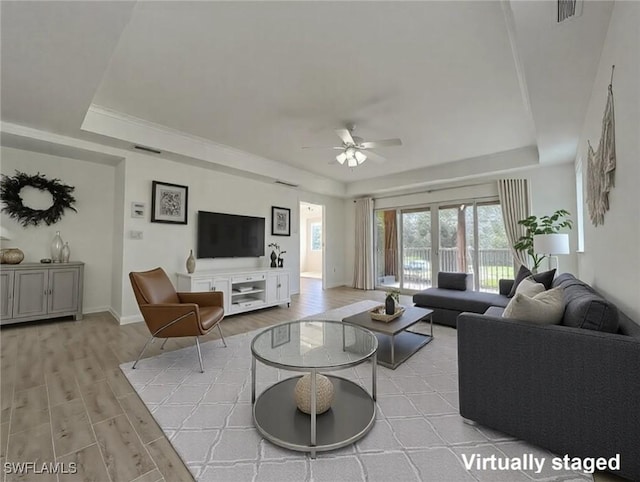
left=251, top=320, right=378, bottom=457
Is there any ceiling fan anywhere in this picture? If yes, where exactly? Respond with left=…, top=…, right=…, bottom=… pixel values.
left=303, top=125, right=402, bottom=168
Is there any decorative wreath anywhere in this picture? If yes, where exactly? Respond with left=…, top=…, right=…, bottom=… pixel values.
left=0, top=171, right=77, bottom=227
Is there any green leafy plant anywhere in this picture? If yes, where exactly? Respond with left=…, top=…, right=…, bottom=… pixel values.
left=385, top=288, right=401, bottom=304
left=514, top=209, right=573, bottom=272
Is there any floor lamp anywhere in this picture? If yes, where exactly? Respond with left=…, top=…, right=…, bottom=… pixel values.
left=533, top=233, right=570, bottom=272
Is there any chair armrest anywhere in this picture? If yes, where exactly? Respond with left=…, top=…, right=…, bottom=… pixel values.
left=178, top=291, right=224, bottom=307
left=498, top=279, right=514, bottom=296
left=139, top=303, right=202, bottom=337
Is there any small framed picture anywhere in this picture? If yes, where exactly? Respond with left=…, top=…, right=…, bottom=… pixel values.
left=271, top=323, right=291, bottom=348
left=151, top=181, right=188, bottom=225
left=271, top=206, right=291, bottom=236
left=131, top=202, right=146, bottom=218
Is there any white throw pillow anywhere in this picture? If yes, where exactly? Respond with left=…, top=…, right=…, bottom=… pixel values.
left=502, top=287, right=565, bottom=325
left=515, top=277, right=546, bottom=297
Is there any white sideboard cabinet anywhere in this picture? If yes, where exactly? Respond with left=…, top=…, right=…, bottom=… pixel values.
left=176, top=268, right=290, bottom=316
left=0, top=262, right=84, bottom=325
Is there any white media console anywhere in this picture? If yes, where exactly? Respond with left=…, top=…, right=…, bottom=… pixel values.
left=176, top=267, right=290, bottom=316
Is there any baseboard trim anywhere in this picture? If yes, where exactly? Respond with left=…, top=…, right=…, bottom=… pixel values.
left=119, top=314, right=143, bottom=325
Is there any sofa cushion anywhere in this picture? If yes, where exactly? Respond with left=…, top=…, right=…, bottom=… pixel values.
left=508, top=266, right=556, bottom=297
left=552, top=273, right=619, bottom=333
left=438, top=272, right=469, bottom=291
left=413, top=288, right=509, bottom=313
left=484, top=306, right=505, bottom=317
left=503, top=287, right=564, bottom=325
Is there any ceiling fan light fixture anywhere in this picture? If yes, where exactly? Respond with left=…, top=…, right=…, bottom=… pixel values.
left=336, top=152, right=347, bottom=164
left=347, top=157, right=358, bottom=168
left=355, top=150, right=367, bottom=163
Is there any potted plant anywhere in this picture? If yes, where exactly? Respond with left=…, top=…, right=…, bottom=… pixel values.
left=268, top=242, right=286, bottom=268
left=384, top=288, right=401, bottom=315
left=514, top=209, right=573, bottom=272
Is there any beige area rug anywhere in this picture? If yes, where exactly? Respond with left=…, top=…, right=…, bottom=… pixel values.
left=120, top=301, right=592, bottom=482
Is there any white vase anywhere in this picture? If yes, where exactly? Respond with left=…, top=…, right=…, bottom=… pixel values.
left=51, top=231, right=64, bottom=263
left=61, top=242, right=71, bottom=263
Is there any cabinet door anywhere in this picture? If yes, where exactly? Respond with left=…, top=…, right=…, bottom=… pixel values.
left=48, top=268, right=79, bottom=314
left=213, top=278, right=231, bottom=312
left=0, top=271, right=14, bottom=320
left=266, top=274, right=278, bottom=304
left=277, top=273, right=290, bottom=303
left=193, top=278, right=215, bottom=292
left=13, top=270, right=48, bottom=318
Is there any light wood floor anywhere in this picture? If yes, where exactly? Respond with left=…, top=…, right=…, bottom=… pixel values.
left=0, top=279, right=392, bottom=482
left=0, top=278, right=624, bottom=482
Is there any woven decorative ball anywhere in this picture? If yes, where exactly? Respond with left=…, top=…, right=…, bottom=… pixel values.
left=294, top=374, right=334, bottom=415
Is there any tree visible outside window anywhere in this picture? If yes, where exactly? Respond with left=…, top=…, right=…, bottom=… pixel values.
left=311, top=222, right=322, bottom=251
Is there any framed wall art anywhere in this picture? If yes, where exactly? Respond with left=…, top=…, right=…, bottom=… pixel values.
left=151, top=181, right=188, bottom=224
left=271, top=206, right=291, bottom=236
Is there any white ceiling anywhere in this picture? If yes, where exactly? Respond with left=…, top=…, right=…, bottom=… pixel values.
left=1, top=1, right=614, bottom=194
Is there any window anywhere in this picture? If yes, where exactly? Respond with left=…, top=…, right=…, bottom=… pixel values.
left=375, top=199, right=513, bottom=293
left=310, top=222, right=322, bottom=251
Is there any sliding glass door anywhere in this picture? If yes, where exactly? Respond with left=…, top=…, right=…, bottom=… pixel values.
left=401, top=209, right=432, bottom=290
left=375, top=199, right=513, bottom=293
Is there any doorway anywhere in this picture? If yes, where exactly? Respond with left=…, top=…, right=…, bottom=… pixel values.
left=299, top=202, right=324, bottom=287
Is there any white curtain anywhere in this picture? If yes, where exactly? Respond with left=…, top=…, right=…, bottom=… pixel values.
left=353, top=197, right=375, bottom=290
left=497, top=179, right=530, bottom=268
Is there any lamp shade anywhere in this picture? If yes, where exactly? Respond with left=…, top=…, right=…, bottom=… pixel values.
left=533, top=233, right=570, bottom=255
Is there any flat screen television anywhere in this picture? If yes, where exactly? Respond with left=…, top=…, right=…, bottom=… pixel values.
left=197, top=211, right=265, bottom=258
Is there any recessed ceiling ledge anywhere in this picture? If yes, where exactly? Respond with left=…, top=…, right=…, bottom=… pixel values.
left=81, top=105, right=347, bottom=198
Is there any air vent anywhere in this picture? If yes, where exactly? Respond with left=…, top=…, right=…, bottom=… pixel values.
left=275, top=180, right=299, bottom=188
left=133, top=145, right=162, bottom=155
left=558, top=0, right=582, bottom=22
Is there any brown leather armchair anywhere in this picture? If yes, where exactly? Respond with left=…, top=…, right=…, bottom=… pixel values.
left=129, top=267, right=226, bottom=372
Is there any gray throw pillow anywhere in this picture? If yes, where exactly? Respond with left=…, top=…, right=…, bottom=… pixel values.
left=437, top=272, right=468, bottom=291
left=508, top=265, right=532, bottom=297
left=503, top=287, right=565, bottom=325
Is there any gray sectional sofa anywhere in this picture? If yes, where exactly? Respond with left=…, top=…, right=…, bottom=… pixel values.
left=413, top=272, right=512, bottom=327
left=454, top=273, right=640, bottom=480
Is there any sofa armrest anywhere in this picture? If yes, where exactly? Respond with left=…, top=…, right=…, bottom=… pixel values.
left=498, top=279, right=514, bottom=296
left=457, top=312, right=640, bottom=480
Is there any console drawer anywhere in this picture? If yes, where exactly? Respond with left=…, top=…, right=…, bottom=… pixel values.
left=231, top=273, right=265, bottom=284
left=231, top=299, right=264, bottom=312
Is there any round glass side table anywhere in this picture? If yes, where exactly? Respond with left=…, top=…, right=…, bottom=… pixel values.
left=251, top=319, right=378, bottom=458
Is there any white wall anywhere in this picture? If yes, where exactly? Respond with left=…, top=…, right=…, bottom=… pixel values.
left=343, top=162, right=579, bottom=285
left=0, top=147, right=115, bottom=313
left=575, top=1, right=640, bottom=321
left=118, top=153, right=347, bottom=321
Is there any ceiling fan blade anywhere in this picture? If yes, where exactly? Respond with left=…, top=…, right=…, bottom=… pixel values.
left=361, top=138, right=402, bottom=149
left=335, top=128, right=355, bottom=145
left=365, top=150, right=387, bottom=164
left=301, top=145, right=344, bottom=150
